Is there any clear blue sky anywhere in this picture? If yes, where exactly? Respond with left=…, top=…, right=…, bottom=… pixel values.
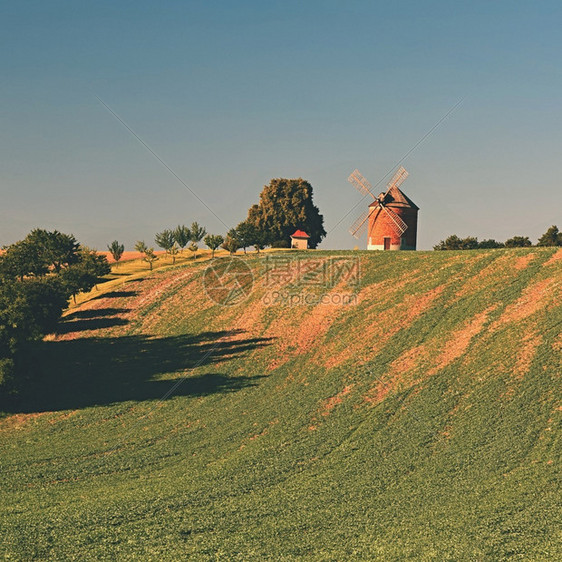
left=1, top=0, right=561, bottom=250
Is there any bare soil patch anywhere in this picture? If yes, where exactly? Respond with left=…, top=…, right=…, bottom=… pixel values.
left=266, top=284, right=350, bottom=371
left=513, top=332, right=543, bottom=379
left=320, top=384, right=354, bottom=417
left=326, top=285, right=444, bottom=369
left=490, top=278, right=557, bottom=330
left=364, top=345, right=428, bottom=406
left=428, top=306, right=496, bottom=376
left=543, top=248, right=562, bottom=267
left=455, top=254, right=512, bottom=298
left=514, top=253, right=536, bottom=270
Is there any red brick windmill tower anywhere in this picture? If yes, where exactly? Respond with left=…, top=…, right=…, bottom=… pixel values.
left=348, top=167, right=419, bottom=250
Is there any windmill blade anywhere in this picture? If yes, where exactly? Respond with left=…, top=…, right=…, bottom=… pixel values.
left=349, top=206, right=381, bottom=239
left=383, top=166, right=409, bottom=197
left=348, top=169, right=376, bottom=199
left=349, top=209, right=371, bottom=238
left=381, top=205, right=408, bottom=236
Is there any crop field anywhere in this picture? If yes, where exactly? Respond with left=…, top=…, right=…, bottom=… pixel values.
left=1, top=248, right=561, bottom=560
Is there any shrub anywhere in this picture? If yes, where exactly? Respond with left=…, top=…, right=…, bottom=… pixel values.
left=505, top=236, right=532, bottom=248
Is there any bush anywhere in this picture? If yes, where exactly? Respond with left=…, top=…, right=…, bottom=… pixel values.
left=434, top=234, right=533, bottom=250
left=505, top=236, right=532, bottom=248
left=0, top=277, right=69, bottom=353
left=434, top=235, right=479, bottom=250
left=478, top=239, right=504, bottom=249
left=0, top=230, right=104, bottom=396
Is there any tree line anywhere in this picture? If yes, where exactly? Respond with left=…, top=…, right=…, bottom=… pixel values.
left=0, top=229, right=110, bottom=396
left=106, top=221, right=268, bottom=271
left=107, top=177, right=326, bottom=269
left=433, top=225, right=562, bottom=250
left=132, top=222, right=210, bottom=269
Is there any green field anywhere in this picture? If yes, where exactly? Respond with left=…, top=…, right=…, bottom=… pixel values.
left=1, top=248, right=561, bottom=560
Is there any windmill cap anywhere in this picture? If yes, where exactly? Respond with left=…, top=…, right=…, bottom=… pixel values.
left=369, top=185, right=419, bottom=210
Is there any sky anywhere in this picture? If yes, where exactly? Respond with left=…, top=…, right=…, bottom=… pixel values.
left=1, top=0, right=561, bottom=250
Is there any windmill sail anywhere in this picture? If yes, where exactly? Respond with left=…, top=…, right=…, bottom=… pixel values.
left=383, top=166, right=409, bottom=197
left=349, top=209, right=371, bottom=238
left=381, top=205, right=408, bottom=236
left=348, top=169, right=376, bottom=199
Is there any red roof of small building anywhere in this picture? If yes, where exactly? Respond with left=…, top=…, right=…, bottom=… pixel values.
left=291, top=230, right=310, bottom=238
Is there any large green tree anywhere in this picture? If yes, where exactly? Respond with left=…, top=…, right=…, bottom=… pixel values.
left=0, top=240, right=46, bottom=280
left=0, top=229, right=80, bottom=280
left=246, top=178, right=325, bottom=249
left=26, top=229, right=80, bottom=273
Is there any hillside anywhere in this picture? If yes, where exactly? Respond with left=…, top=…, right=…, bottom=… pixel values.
left=1, top=248, right=561, bottom=560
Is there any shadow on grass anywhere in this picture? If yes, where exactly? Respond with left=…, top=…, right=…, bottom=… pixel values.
left=57, top=307, right=131, bottom=334
left=92, top=289, right=139, bottom=299
left=8, top=329, right=273, bottom=413
left=65, top=308, right=131, bottom=320
left=56, top=318, right=130, bottom=334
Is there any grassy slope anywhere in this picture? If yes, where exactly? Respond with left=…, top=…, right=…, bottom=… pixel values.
left=1, top=248, right=561, bottom=560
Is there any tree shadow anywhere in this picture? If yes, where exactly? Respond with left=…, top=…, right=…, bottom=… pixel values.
left=8, top=330, right=273, bottom=413
left=92, top=289, right=139, bottom=299
left=65, top=308, right=130, bottom=320
left=56, top=307, right=131, bottom=334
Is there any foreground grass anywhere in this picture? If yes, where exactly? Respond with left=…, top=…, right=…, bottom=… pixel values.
left=1, top=248, right=561, bottom=560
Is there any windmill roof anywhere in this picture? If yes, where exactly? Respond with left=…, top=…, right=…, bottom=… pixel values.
left=291, top=230, right=310, bottom=238
left=368, top=186, right=419, bottom=210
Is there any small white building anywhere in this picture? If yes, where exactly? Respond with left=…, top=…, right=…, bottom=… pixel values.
left=290, top=230, right=310, bottom=250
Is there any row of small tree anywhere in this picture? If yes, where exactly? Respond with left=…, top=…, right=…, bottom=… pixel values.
left=107, top=220, right=272, bottom=270
left=0, top=229, right=111, bottom=394
left=434, top=225, right=562, bottom=250
left=152, top=222, right=209, bottom=265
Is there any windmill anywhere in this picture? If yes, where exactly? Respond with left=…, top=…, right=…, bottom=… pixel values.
left=348, top=166, right=419, bottom=251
